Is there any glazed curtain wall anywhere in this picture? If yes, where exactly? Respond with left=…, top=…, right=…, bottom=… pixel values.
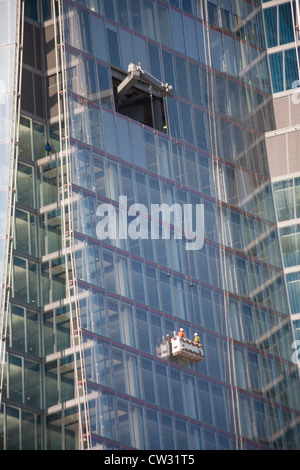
left=0, top=0, right=19, bottom=311
left=64, top=0, right=300, bottom=450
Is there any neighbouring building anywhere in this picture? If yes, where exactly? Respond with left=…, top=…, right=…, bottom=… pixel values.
left=262, top=0, right=300, bottom=343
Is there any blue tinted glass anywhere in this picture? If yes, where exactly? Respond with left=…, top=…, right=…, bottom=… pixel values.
left=170, top=8, right=186, bottom=55
left=24, top=0, right=39, bottom=22
left=279, top=2, right=294, bottom=45
left=269, top=52, right=284, bottom=93
left=285, top=48, right=298, bottom=90
left=286, top=272, right=300, bottom=314
left=264, top=7, right=277, bottom=47
left=107, top=27, right=121, bottom=68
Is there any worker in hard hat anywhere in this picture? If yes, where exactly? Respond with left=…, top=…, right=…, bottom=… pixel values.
left=177, top=328, right=185, bottom=338
left=194, top=332, right=201, bottom=344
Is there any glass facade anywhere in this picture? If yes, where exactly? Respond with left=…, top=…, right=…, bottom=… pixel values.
left=0, top=0, right=23, bottom=422
left=0, top=0, right=20, bottom=326
left=273, top=176, right=300, bottom=337
left=263, top=0, right=300, bottom=93
left=0, top=0, right=300, bottom=451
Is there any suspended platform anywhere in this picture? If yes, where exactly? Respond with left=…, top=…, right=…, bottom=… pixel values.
left=157, top=335, right=204, bottom=364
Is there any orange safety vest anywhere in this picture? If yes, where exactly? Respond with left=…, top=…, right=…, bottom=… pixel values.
left=178, top=331, right=185, bottom=338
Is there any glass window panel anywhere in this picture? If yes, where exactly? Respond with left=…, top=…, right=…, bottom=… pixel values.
left=45, top=361, right=58, bottom=408
left=0, top=0, right=17, bottom=46
left=269, top=52, right=284, bottom=93
left=103, top=249, right=117, bottom=293
left=184, top=373, right=200, bottom=419
left=286, top=272, right=300, bottom=314
left=185, top=148, right=199, bottom=191
left=126, top=353, right=141, bottom=398
left=107, top=27, right=121, bottom=69
left=112, top=348, right=126, bottom=393
left=146, top=409, right=162, bottom=449
left=198, top=379, right=214, bottom=425
left=141, top=358, right=157, bottom=404
left=117, top=399, right=131, bottom=446
left=116, top=116, right=132, bottom=163
left=131, top=122, right=146, bottom=168
left=9, top=355, right=23, bottom=403
left=280, top=224, right=300, bottom=268
left=142, top=0, right=158, bottom=41
left=146, top=265, right=160, bottom=310
left=279, top=3, right=294, bottom=45
left=285, top=48, right=298, bottom=91
left=97, top=62, right=114, bottom=109
left=21, top=411, right=36, bottom=450
left=25, top=0, right=39, bottom=22
left=115, top=256, right=132, bottom=298
left=136, top=171, right=149, bottom=209
left=161, top=413, right=175, bottom=449
left=170, top=9, right=186, bottom=55
left=130, top=403, right=145, bottom=449
left=11, top=305, right=25, bottom=351
left=176, top=418, right=189, bottom=450
left=136, top=308, right=151, bottom=353
left=157, top=3, right=171, bottom=48
left=148, top=42, right=161, bottom=81
left=189, top=62, right=202, bottom=105
left=224, top=34, right=236, bottom=75
left=116, top=0, right=130, bottom=28
left=156, top=363, right=171, bottom=409
left=196, top=22, right=207, bottom=65
left=93, top=153, right=106, bottom=196
left=33, top=121, right=45, bottom=160
left=134, top=35, right=149, bottom=70
left=213, top=384, right=228, bottom=430
left=173, top=275, right=188, bottom=319
left=13, top=256, right=27, bottom=303
left=24, top=360, right=40, bottom=408
left=91, top=14, right=108, bottom=62
left=167, top=98, right=182, bottom=140
left=210, top=29, right=224, bottom=72
left=19, top=116, right=32, bottom=160
left=162, top=50, right=176, bottom=93
left=180, top=102, right=194, bottom=144
left=103, top=110, right=118, bottom=156
left=264, top=7, right=277, bottom=48
left=175, top=56, right=189, bottom=100
left=273, top=179, right=294, bottom=221
left=183, top=14, right=199, bottom=61
left=107, top=299, right=121, bottom=342
left=77, top=9, right=93, bottom=55
left=120, top=29, right=134, bottom=71
left=159, top=271, right=173, bottom=315
left=6, top=406, right=20, bottom=450
left=103, top=0, right=116, bottom=21
left=129, top=0, right=144, bottom=35
left=295, top=177, right=300, bottom=217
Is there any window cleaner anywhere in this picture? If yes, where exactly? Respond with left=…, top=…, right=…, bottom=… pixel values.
left=157, top=331, right=204, bottom=364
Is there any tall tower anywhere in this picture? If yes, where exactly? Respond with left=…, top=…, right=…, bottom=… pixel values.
left=0, top=0, right=299, bottom=450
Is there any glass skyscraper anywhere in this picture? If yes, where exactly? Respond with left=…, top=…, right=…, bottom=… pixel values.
left=0, top=0, right=300, bottom=451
